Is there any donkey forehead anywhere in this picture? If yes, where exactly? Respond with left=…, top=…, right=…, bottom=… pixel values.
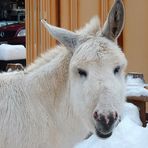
left=71, top=36, right=125, bottom=67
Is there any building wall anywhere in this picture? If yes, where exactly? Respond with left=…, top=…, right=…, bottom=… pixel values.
left=25, top=0, right=59, bottom=63
left=123, top=0, right=148, bottom=82
left=25, top=0, right=148, bottom=83
left=25, top=0, right=114, bottom=63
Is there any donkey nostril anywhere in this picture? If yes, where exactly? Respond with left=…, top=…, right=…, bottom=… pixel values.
left=115, top=112, right=118, bottom=119
left=113, top=112, right=118, bottom=120
left=93, top=111, right=99, bottom=120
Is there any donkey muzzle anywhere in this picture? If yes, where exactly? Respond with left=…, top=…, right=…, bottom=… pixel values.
left=93, top=111, right=118, bottom=138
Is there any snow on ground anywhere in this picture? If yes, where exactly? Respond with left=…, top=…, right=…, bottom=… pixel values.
left=0, top=44, right=26, bottom=60
left=75, top=103, right=148, bottom=148
left=75, top=76, right=148, bottom=148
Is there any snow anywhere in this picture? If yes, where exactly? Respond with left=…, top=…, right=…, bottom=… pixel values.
left=75, top=76, right=148, bottom=148
left=75, top=103, right=148, bottom=148
left=126, top=74, right=148, bottom=96
left=0, top=44, right=26, bottom=60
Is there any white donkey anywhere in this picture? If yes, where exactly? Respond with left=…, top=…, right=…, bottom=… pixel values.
left=0, top=0, right=127, bottom=148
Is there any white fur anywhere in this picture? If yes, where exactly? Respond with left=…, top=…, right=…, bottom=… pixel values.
left=0, top=2, right=127, bottom=147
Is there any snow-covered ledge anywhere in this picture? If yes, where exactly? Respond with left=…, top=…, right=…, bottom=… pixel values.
left=0, top=44, right=26, bottom=71
left=0, top=44, right=26, bottom=60
left=126, top=73, right=148, bottom=127
left=126, top=73, right=148, bottom=97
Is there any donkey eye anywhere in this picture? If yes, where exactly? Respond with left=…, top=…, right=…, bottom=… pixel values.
left=78, top=68, right=87, bottom=77
left=114, top=66, right=120, bottom=74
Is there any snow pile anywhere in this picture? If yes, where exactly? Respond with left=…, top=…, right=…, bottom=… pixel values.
left=0, top=44, right=26, bottom=60
left=75, top=103, right=148, bottom=148
left=126, top=74, right=148, bottom=96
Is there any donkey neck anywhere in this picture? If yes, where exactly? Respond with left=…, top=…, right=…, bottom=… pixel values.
left=25, top=46, right=87, bottom=147
left=26, top=46, right=71, bottom=106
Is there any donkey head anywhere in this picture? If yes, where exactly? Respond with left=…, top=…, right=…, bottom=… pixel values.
left=42, top=0, right=127, bottom=139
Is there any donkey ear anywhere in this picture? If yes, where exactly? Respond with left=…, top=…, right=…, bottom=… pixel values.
left=41, top=20, right=79, bottom=50
left=101, top=0, right=125, bottom=41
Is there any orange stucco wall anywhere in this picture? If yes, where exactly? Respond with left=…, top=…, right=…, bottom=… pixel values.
left=123, top=0, right=148, bottom=82
left=25, top=0, right=148, bottom=84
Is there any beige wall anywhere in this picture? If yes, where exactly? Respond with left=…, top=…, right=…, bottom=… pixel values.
left=123, top=0, right=148, bottom=82
left=25, top=0, right=59, bottom=64
left=25, top=0, right=114, bottom=63
left=25, top=0, right=148, bottom=83
left=59, top=0, right=113, bottom=31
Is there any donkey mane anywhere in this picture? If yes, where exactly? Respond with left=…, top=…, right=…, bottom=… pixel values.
left=26, top=16, right=100, bottom=73
left=25, top=46, right=70, bottom=73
